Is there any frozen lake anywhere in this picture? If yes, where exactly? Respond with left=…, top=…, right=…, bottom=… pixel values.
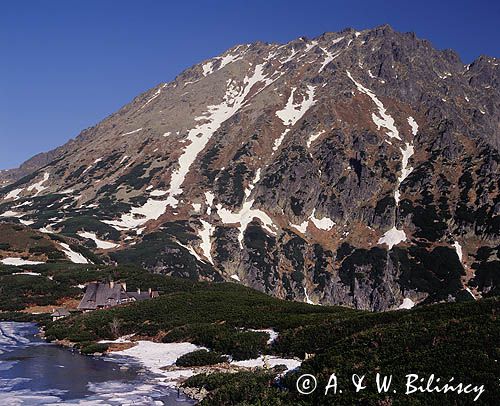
left=0, top=322, right=194, bottom=405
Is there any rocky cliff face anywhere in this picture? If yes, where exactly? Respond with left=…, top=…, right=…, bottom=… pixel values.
left=1, top=25, right=498, bottom=310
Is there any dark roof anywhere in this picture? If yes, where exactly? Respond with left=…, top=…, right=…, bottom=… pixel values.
left=126, top=291, right=156, bottom=301
left=77, top=283, right=159, bottom=310
left=77, top=282, right=124, bottom=310
left=52, top=308, right=70, bottom=317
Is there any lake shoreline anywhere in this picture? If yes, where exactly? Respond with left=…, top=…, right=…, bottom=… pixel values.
left=0, top=321, right=196, bottom=405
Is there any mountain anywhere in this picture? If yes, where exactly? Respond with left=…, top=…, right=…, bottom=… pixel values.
left=1, top=24, right=498, bottom=310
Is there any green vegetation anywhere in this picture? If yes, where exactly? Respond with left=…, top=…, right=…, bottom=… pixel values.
left=78, top=342, right=109, bottom=355
left=183, top=370, right=288, bottom=405
left=41, top=272, right=499, bottom=404
left=0, top=273, right=81, bottom=311
left=0, top=263, right=196, bottom=311
left=44, top=281, right=352, bottom=352
left=164, top=324, right=270, bottom=360
left=59, top=216, right=121, bottom=241
left=185, top=298, right=499, bottom=405
left=0, top=246, right=497, bottom=404
left=175, top=349, right=228, bottom=367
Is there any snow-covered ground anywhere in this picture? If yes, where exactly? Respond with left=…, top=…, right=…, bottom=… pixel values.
left=233, top=356, right=300, bottom=371
left=398, top=298, right=415, bottom=310
left=248, top=329, right=279, bottom=345
left=198, top=220, right=215, bottom=264
left=291, top=209, right=335, bottom=234
left=77, top=231, right=119, bottom=249
left=58, top=243, right=89, bottom=264
left=107, top=336, right=301, bottom=388
left=12, top=271, right=42, bottom=276
left=274, top=85, right=316, bottom=151
left=0, top=258, right=44, bottom=266
left=306, top=130, right=325, bottom=148
left=378, top=226, right=407, bottom=250
left=114, top=341, right=202, bottom=378
left=111, top=341, right=203, bottom=387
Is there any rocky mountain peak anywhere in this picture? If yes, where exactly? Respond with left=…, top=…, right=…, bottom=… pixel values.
left=1, top=26, right=498, bottom=310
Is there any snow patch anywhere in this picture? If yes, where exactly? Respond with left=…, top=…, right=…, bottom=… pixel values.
left=12, top=271, right=42, bottom=276
left=198, top=220, right=215, bottom=264
left=27, top=172, right=50, bottom=196
left=205, top=191, right=215, bottom=214
left=291, top=209, right=335, bottom=234
left=103, top=197, right=171, bottom=230
left=0, top=210, right=22, bottom=218
left=275, top=86, right=316, bottom=126
left=201, top=49, right=245, bottom=77
left=465, top=286, right=476, bottom=300
left=244, top=169, right=261, bottom=200
left=304, top=287, right=314, bottom=304
left=306, top=130, right=325, bottom=148
left=139, top=83, right=167, bottom=110
left=121, top=128, right=143, bottom=137
left=0, top=258, right=44, bottom=266
left=176, top=240, right=203, bottom=262
left=77, top=231, right=119, bottom=249
left=310, top=209, right=335, bottom=230
left=149, top=189, right=168, bottom=197
left=394, top=142, right=414, bottom=204
left=217, top=168, right=276, bottom=249
left=378, top=226, right=406, bottom=250
left=398, top=298, right=415, bottom=310
left=217, top=201, right=276, bottom=249
left=407, top=116, right=419, bottom=136
left=346, top=71, right=401, bottom=140
left=274, top=85, right=316, bottom=151
left=112, top=341, right=204, bottom=387
left=248, top=329, right=278, bottom=345
left=233, top=355, right=300, bottom=371
left=291, top=220, right=309, bottom=234
left=453, top=241, right=463, bottom=262
left=318, top=37, right=344, bottom=72
left=4, top=188, right=23, bottom=200
left=59, top=243, right=89, bottom=264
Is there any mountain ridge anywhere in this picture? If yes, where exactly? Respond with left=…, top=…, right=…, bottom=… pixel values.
left=1, top=23, right=495, bottom=182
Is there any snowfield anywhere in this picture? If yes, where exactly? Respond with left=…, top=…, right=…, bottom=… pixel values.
left=110, top=338, right=300, bottom=388
left=0, top=258, right=44, bottom=266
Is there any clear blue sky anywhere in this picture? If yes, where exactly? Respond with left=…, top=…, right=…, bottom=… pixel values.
left=1, top=0, right=498, bottom=170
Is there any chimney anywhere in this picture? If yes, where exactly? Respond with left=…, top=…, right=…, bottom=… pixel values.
left=121, top=282, right=127, bottom=292
left=109, top=280, right=114, bottom=289
left=137, top=288, right=141, bottom=295
left=148, top=288, right=152, bottom=297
